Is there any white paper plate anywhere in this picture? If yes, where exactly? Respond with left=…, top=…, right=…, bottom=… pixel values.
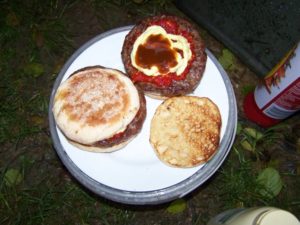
left=49, top=26, right=237, bottom=204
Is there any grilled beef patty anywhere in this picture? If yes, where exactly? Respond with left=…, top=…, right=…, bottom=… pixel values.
left=121, top=15, right=207, bottom=97
left=81, top=87, right=146, bottom=148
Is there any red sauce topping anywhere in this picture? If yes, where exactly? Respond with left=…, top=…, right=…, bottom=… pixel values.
left=131, top=19, right=195, bottom=87
left=104, top=130, right=125, bottom=142
left=135, top=34, right=179, bottom=75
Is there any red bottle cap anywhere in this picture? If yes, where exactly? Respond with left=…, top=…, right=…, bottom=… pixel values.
left=243, top=92, right=280, bottom=128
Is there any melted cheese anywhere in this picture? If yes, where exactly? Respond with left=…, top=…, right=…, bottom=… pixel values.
left=131, top=25, right=192, bottom=76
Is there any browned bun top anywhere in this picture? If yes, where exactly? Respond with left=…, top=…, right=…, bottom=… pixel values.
left=52, top=66, right=141, bottom=146
left=122, top=14, right=207, bottom=98
left=75, top=87, right=147, bottom=152
left=150, top=96, right=221, bottom=168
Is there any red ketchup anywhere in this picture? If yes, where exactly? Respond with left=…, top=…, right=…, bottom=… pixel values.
left=132, top=19, right=194, bottom=87
left=243, top=42, right=300, bottom=128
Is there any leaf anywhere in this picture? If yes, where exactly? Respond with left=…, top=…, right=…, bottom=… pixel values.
left=244, top=127, right=263, bottom=140
left=24, top=62, right=44, bottom=78
left=268, top=159, right=280, bottom=169
left=166, top=199, right=187, bottom=214
left=218, top=49, right=236, bottom=70
left=242, top=85, right=255, bottom=96
left=241, top=139, right=254, bottom=152
left=257, top=167, right=283, bottom=198
left=31, top=115, right=44, bottom=126
left=4, top=168, right=22, bottom=187
left=236, top=122, right=243, bottom=135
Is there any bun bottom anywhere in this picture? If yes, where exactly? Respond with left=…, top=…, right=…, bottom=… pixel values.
left=144, top=91, right=174, bottom=100
left=68, top=136, right=135, bottom=153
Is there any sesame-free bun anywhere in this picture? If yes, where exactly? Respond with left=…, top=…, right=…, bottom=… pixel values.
left=150, top=96, right=221, bottom=167
left=52, top=66, right=143, bottom=151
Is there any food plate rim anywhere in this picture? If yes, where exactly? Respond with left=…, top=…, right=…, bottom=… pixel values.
left=48, top=25, right=237, bottom=205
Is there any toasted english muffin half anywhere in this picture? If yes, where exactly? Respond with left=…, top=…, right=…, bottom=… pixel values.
left=150, top=96, right=221, bottom=168
left=53, top=66, right=142, bottom=152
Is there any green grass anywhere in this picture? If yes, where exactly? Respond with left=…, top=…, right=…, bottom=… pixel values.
left=215, top=147, right=273, bottom=208
left=0, top=0, right=75, bottom=144
left=0, top=176, right=134, bottom=225
left=214, top=123, right=300, bottom=212
left=92, top=0, right=177, bottom=28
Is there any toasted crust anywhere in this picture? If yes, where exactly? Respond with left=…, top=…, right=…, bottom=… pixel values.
left=74, top=87, right=146, bottom=149
left=150, top=96, right=221, bottom=168
left=53, top=66, right=140, bottom=145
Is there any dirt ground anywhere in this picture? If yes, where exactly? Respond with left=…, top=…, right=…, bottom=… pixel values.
left=1, top=1, right=300, bottom=224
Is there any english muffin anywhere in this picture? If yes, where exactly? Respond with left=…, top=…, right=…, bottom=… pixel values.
left=122, top=14, right=207, bottom=99
left=52, top=66, right=146, bottom=152
left=150, top=96, right=221, bottom=167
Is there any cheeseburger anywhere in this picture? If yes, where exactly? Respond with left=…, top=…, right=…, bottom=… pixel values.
left=52, top=66, right=146, bottom=152
left=122, top=15, right=207, bottom=99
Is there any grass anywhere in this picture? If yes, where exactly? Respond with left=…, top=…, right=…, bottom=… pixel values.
left=0, top=1, right=299, bottom=224
left=0, top=178, right=134, bottom=225
left=215, top=123, right=300, bottom=211
left=216, top=146, right=275, bottom=208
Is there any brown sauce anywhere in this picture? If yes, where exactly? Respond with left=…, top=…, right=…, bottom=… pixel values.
left=135, top=34, right=179, bottom=74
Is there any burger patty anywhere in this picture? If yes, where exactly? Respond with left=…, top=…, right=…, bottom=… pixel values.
left=79, top=88, right=146, bottom=148
left=121, top=15, right=207, bottom=97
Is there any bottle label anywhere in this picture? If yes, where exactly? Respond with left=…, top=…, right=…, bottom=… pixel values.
left=254, top=43, right=300, bottom=120
left=260, top=77, right=300, bottom=119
